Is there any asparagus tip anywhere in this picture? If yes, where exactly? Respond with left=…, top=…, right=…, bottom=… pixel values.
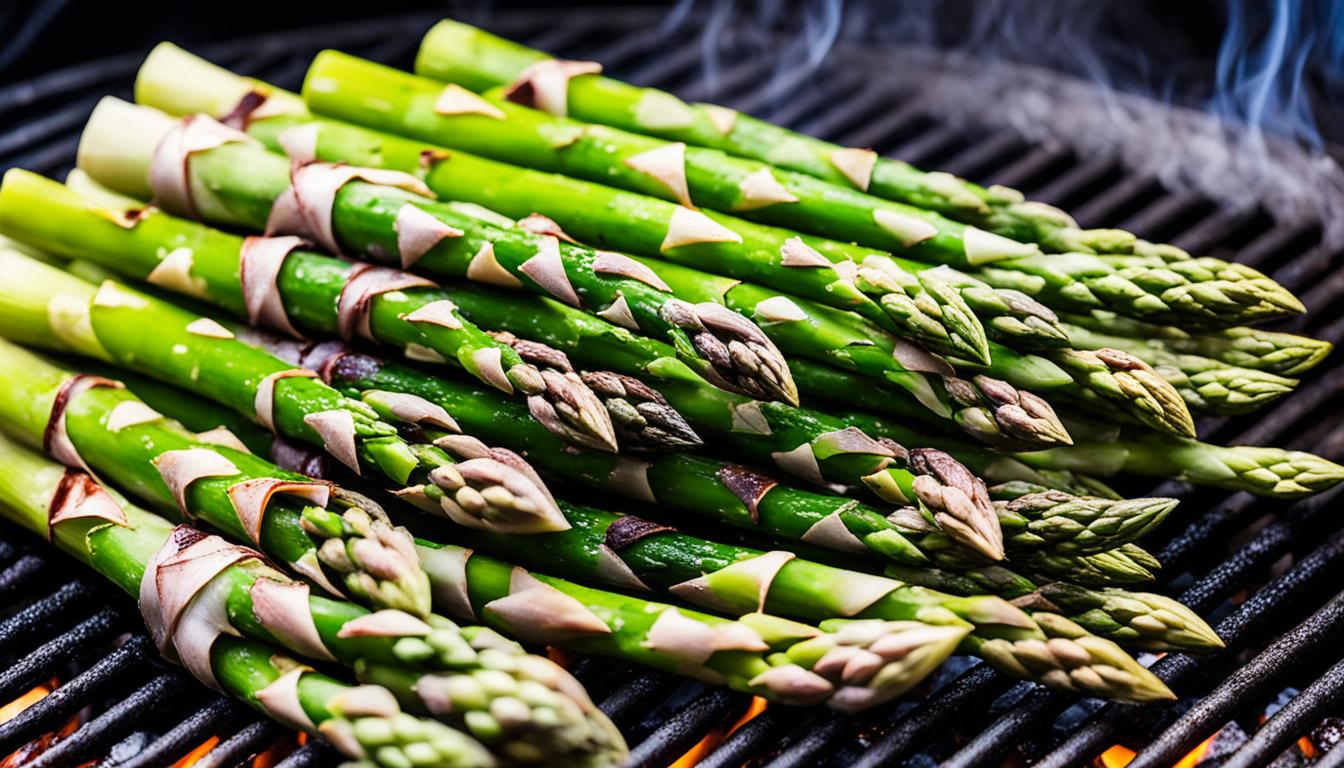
left=663, top=299, right=799, bottom=406
left=908, top=448, right=1005, bottom=561
left=581, top=370, right=703, bottom=452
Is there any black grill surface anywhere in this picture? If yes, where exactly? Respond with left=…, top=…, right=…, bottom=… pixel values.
left=2, top=7, right=1343, bottom=767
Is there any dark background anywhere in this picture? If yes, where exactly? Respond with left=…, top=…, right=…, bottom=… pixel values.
left=2, top=0, right=1341, bottom=146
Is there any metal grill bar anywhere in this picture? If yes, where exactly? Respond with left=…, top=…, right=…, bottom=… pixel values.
left=625, top=688, right=747, bottom=768
left=0, top=553, right=44, bottom=598
left=117, top=698, right=246, bottom=768
left=0, top=579, right=91, bottom=653
left=697, top=706, right=809, bottom=768
left=760, top=711, right=848, bottom=768
left=196, top=719, right=283, bottom=768
left=0, top=609, right=120, bottom=703
left=1128, top=590, right=1344, bottom=768
left=850, top=666, right=1009, bottom=768
left=29, top=672, right=187, bottom=767
left=1036, top=527, right=1344, bottom=768
left=275, top=739, right=340, bottom=767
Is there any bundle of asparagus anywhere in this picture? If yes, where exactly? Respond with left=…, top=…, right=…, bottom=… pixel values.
left=0, top=23, right=1338, bottom=760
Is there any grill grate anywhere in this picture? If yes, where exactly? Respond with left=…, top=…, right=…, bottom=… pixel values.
left=1, top=6, right=1343, bottom=767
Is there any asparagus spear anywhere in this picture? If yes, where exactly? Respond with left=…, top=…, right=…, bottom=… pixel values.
left=413, top=19, right=1142, bottom=256
left=0, top=246, right=574, bottom=540
left=136, top=44, right=1021, bottom=363
left=417, top=502, right=1172, bottom=701
left=77, top=101, right=799, bottom=410
left=1017, top=545, right=1161, bottom=588
left=0, top=336, right=430, bottom=614
left=1013, top=437, right=1344, bottom=499
left=212, top=638, right=496, bottom=768
left=284, top=338, right=1159, bottom=566
left=788, top=344, right=1193, bottom=445
left=1, top=246, right=934, bottom=568
left=1, top=168, right=618, bottom=456
left=613, top=250, right=1072, bottom=448
left=1065, top=313, right=1331, bottom=377
left=75, top=102, right=1061, bottom=451
left=297, top=50, right=1302, bottom=328
left=415, top=538, right=971, bottom=712
left=1047, top=348, right=1195, bottom=437
left=1, top=169, right=1009, bottom=558
left=882, top=565, right=1220, bottom=653
left=808, top=388, right=1344, bottom=499
left=1060, top=321, right=1297, bottom=414
left=0, top=430, right=625, bottom=766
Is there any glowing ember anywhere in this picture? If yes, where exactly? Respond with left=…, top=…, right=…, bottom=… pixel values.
left=1097, top=744, right=1136, bottom=767
left=172, top=736, right=220, bottom=767
left=670, top=697, right=769, bottom=767
left=0, top=680, right=55, bottom=723
left=1172, top=733, right=1215, bottom=768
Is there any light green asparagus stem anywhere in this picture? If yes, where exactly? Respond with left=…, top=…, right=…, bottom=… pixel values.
left=137, top=42, right=1008, bottom=365
left=1061, top=321, right=1298, bottom=414
left=803, top=387, right=1344, bottom=500
left=0, top=167, right=1011, bottom=559
left=301, top=48, right=1301, bottom=329
left=0, top=429, right=625, bottom=766
left=0, top=244, right=571, bottom=539
left=1014, top=437, right=1344, bottom=499
left=1046, top=348, right=1195, bottom=438
left=1064, top=311, right=1332, bottom=377
left=883, top=562, right=1220, bottom=653
left=410, top=20, right=1151, bottom=257
left=0, top=334, right=431, bottom=615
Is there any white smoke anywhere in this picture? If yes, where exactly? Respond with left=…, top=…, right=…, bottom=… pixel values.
left=663, top=0, right=1344, bottom=245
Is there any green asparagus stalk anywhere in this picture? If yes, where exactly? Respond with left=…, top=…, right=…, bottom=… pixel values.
left=74, top=99, right=799, bottom=410
left=1016, top=545, right=1161, bottom=588
left=283, top=339, right=1161, bottom=567
left=432, top=287, right=1010, bottom=560
left=415, top=538, right=972, bottom=712
left=297, top=50, right=1302, bottom=328
left=1046, top=348, right=1195, bottom=437
left=0, top=167, right=618, bottom=456
left=5, top=244, right=936, bottom=568
left=297, top=51, right=1020, bottom=266
left=413, top=502, right=1173, bottom=701
left=412, top=19, right=1143, bottom=257
left=883, top=563, right=1220, bottom=652
left=80, top=96, right=1061, bottom=450
left=213, top=638, right=496, bottom=768
left=136, top=44, right=1026, bottom=363
left=0, top=246, right=573, bottom=539
left=1013, top=437, right=1344, bottom=499
left=124, top=58, right=1180, bottom=440
left=0, top=429, right=625, bottom=766
left=788, top=344, right=1193, bottom=445
left=0, top=336, right=431, bottom=614
left=1064, top=312, right=1331, bottom=377
left=806, top=386, right=1344, bottom=499
left=0, top=168, right=1011, bottom=558
left=1061, top=321, right=1298, bottom=414
left=615, top=250, right=1072, bottom=449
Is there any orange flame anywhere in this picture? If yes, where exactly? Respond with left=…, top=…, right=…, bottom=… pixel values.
left=1097, top=731, right=1215, bottom=768
left=670, top=697, right=770, bottom=768
left=1097, top=744, right=1136, bottom=767
left=172, top=737, right=220, bottom=767
left=1172, top=733, right=1216, bottom=768
left=0, top=680, right=55, bottom=724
